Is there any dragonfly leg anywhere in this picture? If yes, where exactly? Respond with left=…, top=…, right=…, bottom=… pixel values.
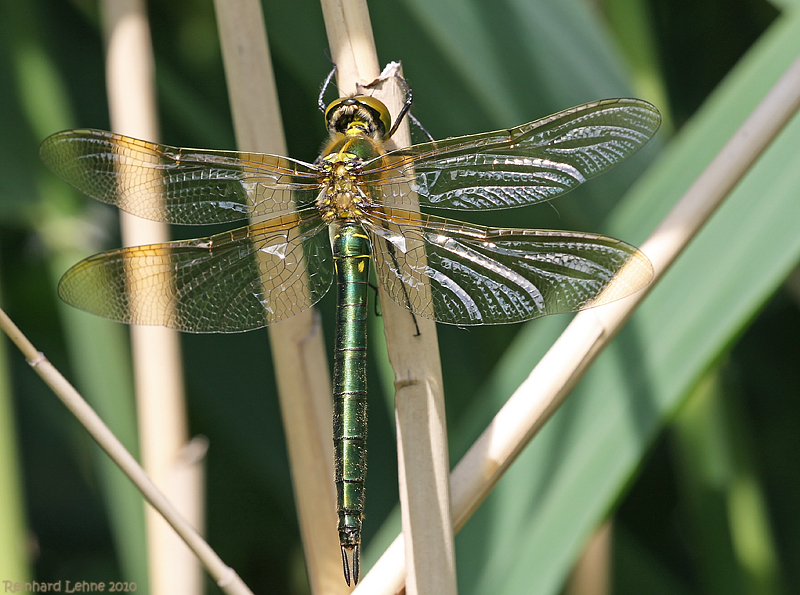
left=408, top=111, right=436, bottom=143
left=318, top=64, right=338, bottom=112
left=358, top=65, right=414, bottom=139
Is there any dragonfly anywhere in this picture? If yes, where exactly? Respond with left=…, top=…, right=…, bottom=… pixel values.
left=40, top=77, right=660, bottom=585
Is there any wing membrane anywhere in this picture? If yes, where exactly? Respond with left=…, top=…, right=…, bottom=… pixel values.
left=366, top=99, right=661, bottom=211
left=57, top=209, right=332, bottom=332
left=40, top=129, right=321, bottom=224
left=363, top=207, right=653, bottom=325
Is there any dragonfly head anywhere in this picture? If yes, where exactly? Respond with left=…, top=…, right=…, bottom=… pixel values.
left=325, top=95, right=392, bottom=141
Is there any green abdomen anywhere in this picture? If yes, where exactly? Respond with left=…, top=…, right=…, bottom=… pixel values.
left=332, top=221, right=371, bottom=553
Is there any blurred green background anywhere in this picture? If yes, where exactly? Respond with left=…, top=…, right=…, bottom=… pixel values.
left=1, top=0, right=799, bottom=594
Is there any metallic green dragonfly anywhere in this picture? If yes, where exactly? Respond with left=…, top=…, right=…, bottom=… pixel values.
left=41, top=88, right=660, bottom=585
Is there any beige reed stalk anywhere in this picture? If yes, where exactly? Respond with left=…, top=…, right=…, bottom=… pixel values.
left=100, top=1, right=203, bottom=594
left=355, top=49, right=800, bottom=595
left=319, top=2, right=457, bottom=594
left=212, top=1, right=347, bottom=593
left=0, top=307, right=253, bottom=595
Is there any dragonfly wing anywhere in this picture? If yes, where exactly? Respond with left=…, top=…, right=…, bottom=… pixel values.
left=363, top=207, right=652, bottom=325
left=366, top=99, right=661, bottom=211
left=40, top=129, right=321, bottom=224
left=57, top=209, right=333, bottom=332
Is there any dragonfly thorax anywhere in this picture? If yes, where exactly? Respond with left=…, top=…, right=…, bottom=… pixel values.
left=317, top=152, right=369, bottom=222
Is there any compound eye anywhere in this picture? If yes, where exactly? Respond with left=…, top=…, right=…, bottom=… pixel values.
left=324, top=96, right=348, bottom=125
left=352, top=96, right=392, bottom=137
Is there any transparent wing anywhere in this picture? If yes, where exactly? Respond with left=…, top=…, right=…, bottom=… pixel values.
left=40, top=129, right=322, bottom=224
left=365, top=99, right=661, bottom=211
left=362, top=207, right=653, bottom=325
left=57, top=209, right=332, bottom=332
